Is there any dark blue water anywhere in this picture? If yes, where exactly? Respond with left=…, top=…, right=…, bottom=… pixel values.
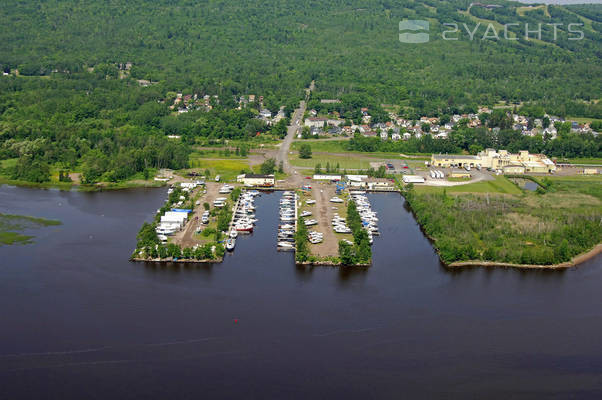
left=1, top=185, right=601, bottom=399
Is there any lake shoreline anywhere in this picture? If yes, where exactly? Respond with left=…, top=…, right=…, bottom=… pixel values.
left=399, top=188, right=602, bottom=270
left=296, top=260, right=371, bottom=267
left=447, top=243, right=602, bottom=270
left=131, top=257, right=222, bottom=264
left=0, top=178, right=166, bottom=192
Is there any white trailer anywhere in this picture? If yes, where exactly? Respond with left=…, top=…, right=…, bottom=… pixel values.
left=403, top=175, right=425, bottom=184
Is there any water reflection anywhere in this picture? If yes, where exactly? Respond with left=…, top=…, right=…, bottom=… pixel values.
left=2, top=185, right=602, bottom=399
left=337, top=266, right=369, bottom=285
left=143, top=261, right=216, bottom=277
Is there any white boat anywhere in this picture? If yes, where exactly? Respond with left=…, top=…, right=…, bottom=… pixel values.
left=277, top=242, right=295, bottom=250
left=300, top=211, right=312, bottom=217
left=304, top=219, right=318, bottom=226
left=229, top=230, right=238, bottom=238
left=330, top=197, right=344, bottom=203
left=226, top=238, right=236, bottom=251
left=306, top=200, right=316, bottom=205
left=280, top=224, right=294, bottom=230
left=156, top=227, right=177, bottom=235
left=235, top=224, right=253, bottom=232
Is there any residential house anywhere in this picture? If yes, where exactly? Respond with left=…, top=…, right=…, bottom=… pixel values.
left=305, top=117, right=327, bottom=128
left=310, top=126, right=323, bottom=136
left=328, top=126, right=342, bottom=135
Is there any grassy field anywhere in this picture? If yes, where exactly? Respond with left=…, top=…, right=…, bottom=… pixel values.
left=546, top=175, right=602, bottom=199
left=187, top=159, right=251, bottom=180
left=290, top=140, right=431, bottom=160
left=516, top=5, right=549, bottom=18
left=195, top=137, right=280, bottom=149
left=404, top=176, right=602, bottom=265
left=291, top=140, right=349, bottom=153
left=190, top=150, right=247, bottom=159
left=566, top=116, right=602, bottom=125
left=560, top=158, right=602, bottom=165
left=0, top=213, right=62, bottom=245
left=415, top=176, right=523, bottom=195
left=289, top=154, right=375, bottom=170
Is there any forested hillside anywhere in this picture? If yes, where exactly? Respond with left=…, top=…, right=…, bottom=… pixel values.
left=0, top=0, right=600, bottom=183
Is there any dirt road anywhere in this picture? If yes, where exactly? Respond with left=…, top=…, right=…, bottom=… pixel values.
left=173, top=182, right=225, bottom=248
left=276, top=80, right=314, bottom=174
left=301, top=182, right=344, bottom=258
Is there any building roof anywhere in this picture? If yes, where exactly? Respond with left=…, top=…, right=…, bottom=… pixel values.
left=244, top=174, right=274, bottom=179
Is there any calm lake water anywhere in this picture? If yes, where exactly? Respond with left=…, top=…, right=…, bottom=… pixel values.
left=1, top=185, right=601, bottom=399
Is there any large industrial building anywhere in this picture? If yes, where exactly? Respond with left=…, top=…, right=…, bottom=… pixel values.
left=430, top=150, right=556, bottom=174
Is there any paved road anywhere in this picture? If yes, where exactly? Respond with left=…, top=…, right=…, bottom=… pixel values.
left=276, top=81, right=314, bottom=174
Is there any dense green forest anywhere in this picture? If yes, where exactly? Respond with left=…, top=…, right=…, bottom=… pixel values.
left=1, top=0, right=600, bottom=183
left=346, top=127, right=602, bottom=158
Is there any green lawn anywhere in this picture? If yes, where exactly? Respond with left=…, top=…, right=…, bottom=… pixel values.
left=415, top=176, right=523, bottom=195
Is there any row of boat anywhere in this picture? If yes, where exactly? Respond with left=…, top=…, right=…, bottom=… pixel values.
left=351, top=193, right=379, bottom=245
left=219, top=184, right=235, bottom=194
left=227, top=190, right=261, bottom=251
left=301, top=195, right=322, bottom=244
left=308, top=230, right=323, bottom=244
left=277, top=191, right=296, bottom=250
left=332, top=214, right=352, bottom=234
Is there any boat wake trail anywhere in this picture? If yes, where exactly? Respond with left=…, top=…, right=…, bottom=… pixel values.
left=143, top=336, right=221, bottom=347
left=0, top=346, right=111, bottom=358
left=312, top=327, right=378, bottom=337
